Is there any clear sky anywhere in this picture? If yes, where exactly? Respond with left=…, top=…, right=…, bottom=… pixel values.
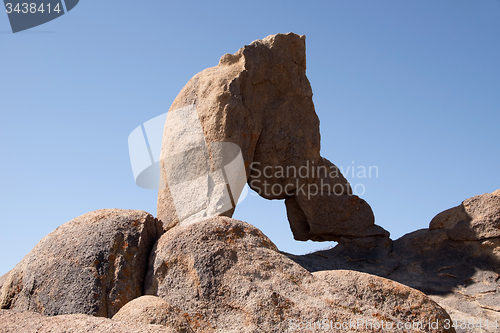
left=1, top=0, right=499, bottom=276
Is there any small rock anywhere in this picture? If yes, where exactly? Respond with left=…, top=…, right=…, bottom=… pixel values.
left=0, top=309, right=176, bottom=333
left=113, top=296, right=193, bottom=332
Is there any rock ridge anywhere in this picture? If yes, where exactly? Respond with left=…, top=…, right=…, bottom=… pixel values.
left=287, top=189, right=500, bottom=332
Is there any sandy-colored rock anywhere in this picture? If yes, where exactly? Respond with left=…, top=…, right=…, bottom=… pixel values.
left=0, top=272, right=7, bottom=290
left=0, top=209, right=163, bottom=317
left=157, top=32, right=388, bottom=241
left=287, top=190, right=500, bottom=332
left=315, top=270, right=455, bottom=331
left=430, top=190, right=500, bottom=240
left=428, top=205, right=469, bottom=231
left=145, top=216, right=453, bottom=332
left=113, top=296, right=193, bottom=333
left=286, top=185, right=388, bottom=241
left=0, top=309, right=176, bottom=333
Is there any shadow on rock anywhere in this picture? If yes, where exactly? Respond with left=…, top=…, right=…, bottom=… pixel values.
left=287, top=190, right=500, bottom=332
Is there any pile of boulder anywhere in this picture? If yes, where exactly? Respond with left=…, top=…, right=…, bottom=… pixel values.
left=0, top=210, right=455, bottom=332
left=1, top=33, right=498, bottom=333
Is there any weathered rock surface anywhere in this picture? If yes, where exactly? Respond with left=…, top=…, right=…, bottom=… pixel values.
left=5, top=33, right=498, bottom=333
left=113, top=296, right=194, bottom=333
left=0, top=309, right=176, bottom=333
left=429, top=276, right=500, bottom=333
left=158, top=32, right=389, bottom=242
left=430, top=190, right=500, bottom=240
left=145, top=216, right=453, bottom=332
left=288, top=189, right=500, bottom=333
left=0, top=272, right=7, bottom=290
left=0, top=209, right=163, bottom=317
left=315, top=270, right=456, bottom=331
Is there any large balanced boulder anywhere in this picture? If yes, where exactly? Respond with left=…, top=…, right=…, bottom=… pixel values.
left=0, top=309, right=176, bottom=333
left=144, top=216, right=453, bottom=332
left=0, top=209, right=163, bottom=317
left=157, top=32, right=389, bottom=242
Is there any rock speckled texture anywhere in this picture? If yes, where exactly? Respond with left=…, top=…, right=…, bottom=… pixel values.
left=145, top=216, right=453, bottom=332
left=288, top=189, right=500, bottom=333
left=3, top=33, right=498, bottom=333
left=0, top=209, right=163, bottom=317
left=157, top=33, right=388, bottom=242
left=0, top=309, right=176, bottom=333
left=0, top=273, right=7, bottom=290
left=430, top=190, right=500, bottom=240
left=113, top=296, right=194, bottom=333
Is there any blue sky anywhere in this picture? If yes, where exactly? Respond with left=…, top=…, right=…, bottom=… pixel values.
left=1, top=0, right=499, bottom=276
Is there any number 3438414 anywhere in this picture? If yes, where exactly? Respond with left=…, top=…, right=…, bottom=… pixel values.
left=5, top=3, right=62, bottom=14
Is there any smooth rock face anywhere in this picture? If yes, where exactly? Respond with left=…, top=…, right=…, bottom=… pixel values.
left=0, top=309, right=176, bottom=333
left=288, top=189, right=500, bottom=333
left=0, top=209, right=163, bottom=318
left=158, top=32, right=388, bottom=241
left=113, top=296, right=194, bottom=333
left=145, top=216, right=453, bottom=332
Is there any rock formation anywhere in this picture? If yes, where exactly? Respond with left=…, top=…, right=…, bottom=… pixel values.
left=1, top=33, right=498, bottom=333
left=0, top=214, right=455, bottom=332
left=144, top=216, right=452, bottom=332
left=0, top=209, right=163, bottom=317
left=0, top=309, right=177, bottom=333
left=429, top=189, right=500, bottom=240
left=0, top=273, right=7, bottom=291
left=288, top=189, right=500, bottom=332
left=157, top=32, right=389, bottom=242
left=113, top=296, right=194, bottom=333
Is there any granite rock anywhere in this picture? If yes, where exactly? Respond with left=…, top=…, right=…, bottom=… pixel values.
left=145, top=216, right=453, bottom=332
left=430, top=190, right=500, bottom=241
left=158, top=33, right=387, bottom=242
left=0, top=209, right=163, bottom=317
left=0, top=309, right=176, bottom=333
left=113, top=296, right=194, bottom=333
left=287, top=189, right=500, bottom=333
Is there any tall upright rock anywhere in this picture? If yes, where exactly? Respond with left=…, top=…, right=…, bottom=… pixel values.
left=158, top=32, right=389, bottom=242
